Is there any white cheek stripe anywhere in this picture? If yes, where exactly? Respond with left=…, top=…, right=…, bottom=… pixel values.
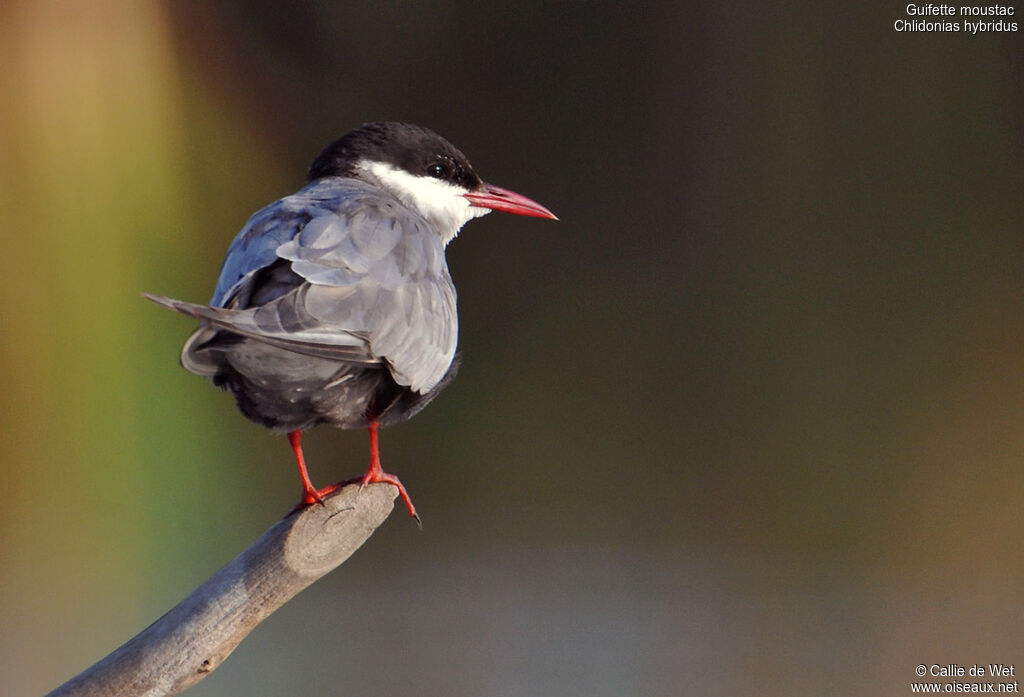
left=358, top=160, right=489, bottom=245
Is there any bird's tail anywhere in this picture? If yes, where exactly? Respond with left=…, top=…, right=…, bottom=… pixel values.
left=142, top=291, right=372, bottom=365
left=143, top=292, right=216, bottom=321
left=143, top=292, right=225, bottom=377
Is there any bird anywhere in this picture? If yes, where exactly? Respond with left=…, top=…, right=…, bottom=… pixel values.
left=146, top=121, right=556, bottom=522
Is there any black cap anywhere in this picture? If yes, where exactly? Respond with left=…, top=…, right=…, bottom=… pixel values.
left=308, top=122, right=483, bottom=191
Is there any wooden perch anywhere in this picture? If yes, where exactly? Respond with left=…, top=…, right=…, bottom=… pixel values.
left=45, top=482, right=397, bottom=697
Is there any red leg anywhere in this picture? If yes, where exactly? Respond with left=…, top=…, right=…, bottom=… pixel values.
left=361, top=421, right=419, bottom=522
left=289, top=430, right=339, bottom=508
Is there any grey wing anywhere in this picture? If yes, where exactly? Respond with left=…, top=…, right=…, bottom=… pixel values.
left=211, top=183, right=342, bottom=308
left=155, top=179, right=458, bottom=394
left=276, top=191, right=458, bottom=393
left=144, top=290, right=373, bottom=363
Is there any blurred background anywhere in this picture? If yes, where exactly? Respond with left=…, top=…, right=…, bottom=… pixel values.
left=2, top=2, right=1023, bottom=695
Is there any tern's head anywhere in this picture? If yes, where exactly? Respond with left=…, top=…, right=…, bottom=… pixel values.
left=308, top=122, right=556, bottom=245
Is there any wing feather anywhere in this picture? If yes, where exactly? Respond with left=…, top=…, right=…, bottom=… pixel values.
left=153, top=177, right=458, bottom=394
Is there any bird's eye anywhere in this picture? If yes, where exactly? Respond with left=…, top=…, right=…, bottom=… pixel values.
left=428, top=163, right=449, bottom=179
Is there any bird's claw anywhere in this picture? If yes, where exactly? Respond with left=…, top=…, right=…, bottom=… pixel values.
left=361, top=470, right=420, bottom=525
left=287, top=483, right=341, bottom=516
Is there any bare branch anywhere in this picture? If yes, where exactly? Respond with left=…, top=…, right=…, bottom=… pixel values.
left=45, top=482, right=397, bottom=697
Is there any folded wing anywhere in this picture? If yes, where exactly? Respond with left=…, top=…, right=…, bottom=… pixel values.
left=151, top=178, right=458, bottom=394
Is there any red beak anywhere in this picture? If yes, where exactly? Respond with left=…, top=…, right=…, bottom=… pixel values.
left=464, top=183, right=558, bottom=220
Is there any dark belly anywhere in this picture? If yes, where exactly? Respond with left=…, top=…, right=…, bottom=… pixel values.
left=207, top=336, right=459, bottom=433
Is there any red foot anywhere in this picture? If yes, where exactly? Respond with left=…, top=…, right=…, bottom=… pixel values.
left=362, top=421, right=420, bottom=524
left=287, top=430, right=341, bottom=513
left=361, top=467, right=419, bottom=522
left=285, top=426, right=419, bottom=523
left=287, top=482, right=342, bottom=516
left=299, top=481, right=342, bottom=506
